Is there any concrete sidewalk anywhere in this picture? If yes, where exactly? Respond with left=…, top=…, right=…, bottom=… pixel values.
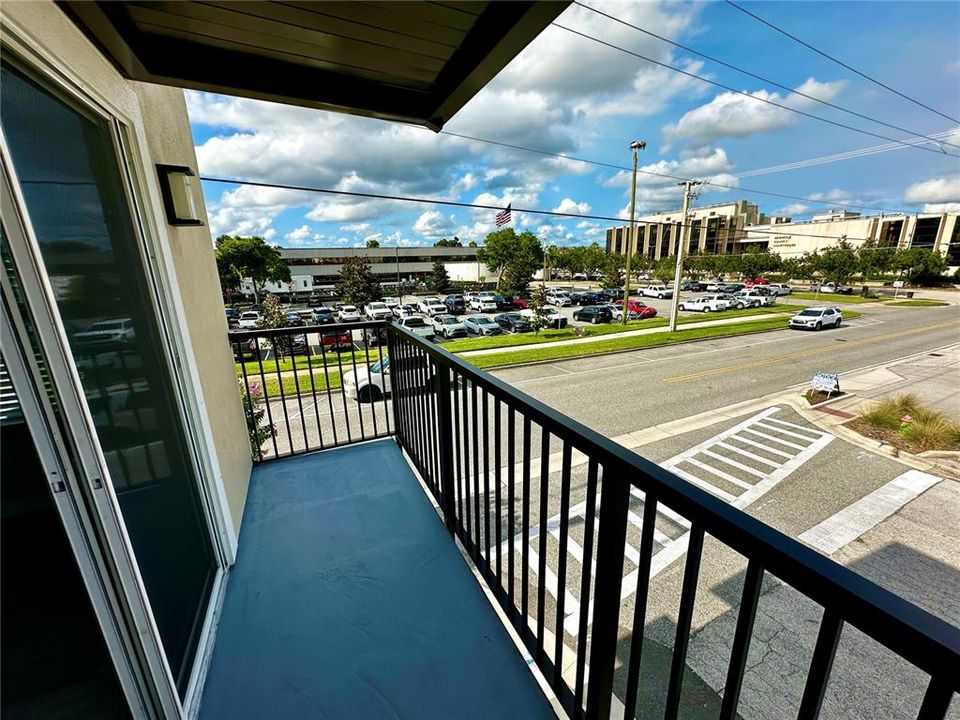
left=459, top=311, right=786, bottom=357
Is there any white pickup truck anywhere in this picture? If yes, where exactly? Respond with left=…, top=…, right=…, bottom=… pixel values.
left=734, top=290, right=776, bottom=308
left=364, top=301, right=392, bottom=321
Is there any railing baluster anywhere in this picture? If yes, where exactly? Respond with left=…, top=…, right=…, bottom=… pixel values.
left=317, top=335, right=339, bottom=447
left=472, top=382, right=481, bottom=565
left=494, top=397, right=503, bottom=589
left=521, top=415, right=532, bottom=641
left=453, top=369, right=464, bottom=536
left=507, top=409, right=516, bottom=606
left=536, top=428, right=550, bottom=665
left=797, top=610, right=843, bottom=720
left=719, top=559, right=764, bottom=720
left=574, top=459, right=599, bottom=717
left=624, top=495, right=660, bottom=720
left=380, top=339, right=391, bottom=436
left=482, top=391, right=492, bottom=580
left=305, top=331, right=326, bottom=450
left=665, top=524, right=706, bottom=720
left=272, top=337, right=295, bottom=455
left=386, top=329, right=402, bottom=447
left=235, top=339, right=262, bottom=463
left=288, top=334, right=309, bottom=453
left=347, top=341, right=365, bottom=440
left=462, top=376, right=473, bottom=551
left=362, top=338, right=377, bottom=438
left=254, top=335, right=280, bottom=458
left=435, top=363, right=456, bottom=535
left=916, top=675, right=954, bottom=720
left=553, top=441, right=572, bottom=690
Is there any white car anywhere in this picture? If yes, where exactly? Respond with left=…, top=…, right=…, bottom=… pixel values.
left=337, top=305, right=360, bottom=322
left=470, top=292, right=498, bottom=312
left=343, top=356, right=391, bottom=402
left=767, top=283, right=792, bottom=296
left=733, top=290, right=776, bottom=308
left=545, top=290, right=572, bottom=307
left=704, top=281, right=723, bottom=292
left=423, top=299, right=447, bottom=316
left=396, top=315, right=435, bottom=339
left=74, top=318, right=136, bottom=347
left=433, top=314, right=466, bottom=338
left=789, top=307, right=842, bottom=330
left=519, top=307, right=568, bottom=329
left=237, top=311, right=261, bottom=329
left=364, top=301, right=392, bottom=321
left=383, top=296, right=401, bottom=309
left=417, top=296, right=443, bottom=314
left=678, top=296, right=730, bottom=313
left=641, top=286, right=673, bottom=299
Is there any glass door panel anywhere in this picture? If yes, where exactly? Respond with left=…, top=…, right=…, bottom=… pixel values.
left=1, top=61, right=215, bottom=696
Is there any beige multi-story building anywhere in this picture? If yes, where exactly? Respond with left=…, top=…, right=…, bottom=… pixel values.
left=605, top=200, right=774, bottom=260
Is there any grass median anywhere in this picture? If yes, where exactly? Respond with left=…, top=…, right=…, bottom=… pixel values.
left=441, top=303, right=809, bottom=353
left=789, top=292, right=879, bottom=304
left=257, top=367, right=343, bottom=400
left=884, top=299, right=948, bottom=307
left=236, top=347, right=384, bottom=376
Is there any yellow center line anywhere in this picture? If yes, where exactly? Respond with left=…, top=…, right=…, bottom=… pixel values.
left=663, top=321, right=958, bottom=384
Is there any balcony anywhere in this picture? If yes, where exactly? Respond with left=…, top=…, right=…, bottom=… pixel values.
left=223, top=322, right=960, bottom=720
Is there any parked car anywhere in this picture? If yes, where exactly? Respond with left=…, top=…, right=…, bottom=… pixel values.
left=719, top=293, right=749, bottom=310
left=733, top=290, right=776, bottom=308
left=225, top=308, right=239, bottom=326
left=572, top=272, right=589, bottom=281
left=311, top=307, right=335, bottom=324
left=640, top=286, right=673, bottom=299
left=494, top=312, right=533, bottom=333
left=231, top=337, right=260, bottom=361
left=512, top=296, right=531, bottom=309
left=396, top=315, right=435, bottom=340
left=74, top=318, right=137, bottom=349
left=416, top=296, right=442, bottom=314
left=363, top=326, right=389, bottom=347
left=718, top=283, right=743, bottom=294
left=392, top=304, right=417, bottom=319
left=704, top=281, right=723, bottom=292
left=320, top=329, right=353, bottom=351
left=493, top=294, right=514, bottom=311
left=343, top=356, right=390, bottom=402
left=744, top=277, right=770, bottom=287
left=463, top=314, right=502, bottom=336
left=518, top=307, right=568, bottom=329
left=572, top=305, right=613, bottom=324
left=545, top=289, right=572, bottom=306
left=444, top=294, right=466, bottom=314
left=383, top=296, right=401, bottom=309
left=364, top=301, right=392, bottom=321
left=817, top=282, right=854, bottom=295
left=423, top=299, right=447, bottom=316
left=679, top=281, right=704, bottom=292
left=600, top=288, right=624, bottom=300
left=767, top=283, right=792, bottom=296
left=605, top=303, right=635, bottom=321
left=290, top=334, right=311, bottom=356
left=284, top=310, right=305, bottom=327
left=433, top=314, right=467, bottom=339
left=307, top=295, right=325, bottom=307
left=238, top=310, right=261, bottom=329
left=470, top=292, right=498, bottom=312
left=789, top=307, right=843, bottom=330
left=337, top=305, right=361, bottom=322
left=679, top=295, right=731, bottom=313
left=575, top=291, right=604, bottom=306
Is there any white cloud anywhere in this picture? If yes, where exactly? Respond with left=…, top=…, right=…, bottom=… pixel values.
left=772, top=203, right=812, bottom=217
left=285, top=224, right=311, bottom=242
left=662, top=77, right=847, bottom=149
left=263, top=228, right=277, bottom=240
left=904, top=176, right=960, bottom=204
left=553, top=197, right=592, bottom=214
left=412, top=210, right=459, bottom=240
left=340, top=222, right=370, bottom=233
left=922, top=202, right=960, bottom=213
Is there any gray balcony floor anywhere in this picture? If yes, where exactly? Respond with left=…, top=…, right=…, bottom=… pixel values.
left=200, top=439, right=554, bottom=719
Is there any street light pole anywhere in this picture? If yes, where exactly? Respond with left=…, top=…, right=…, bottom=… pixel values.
left=621, top=140, right=646, bottom=324
left=668, top=180, right=702, bottom=332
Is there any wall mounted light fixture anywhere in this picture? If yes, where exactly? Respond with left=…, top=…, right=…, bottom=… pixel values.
left=156, top=164, right=203, bottom=226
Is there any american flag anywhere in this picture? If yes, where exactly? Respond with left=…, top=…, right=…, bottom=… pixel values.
left=495, top=203, right=512, bottom=227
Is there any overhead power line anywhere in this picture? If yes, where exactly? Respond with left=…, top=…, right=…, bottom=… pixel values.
left=199, top=174, right=886, bottom=243
left=573, top=1, right=960, bottom=151
left=551, top=22, right=959, bottom=158
left=439, top=129, right=904, bottom=214
left=724, top=0, right=960, bottom=126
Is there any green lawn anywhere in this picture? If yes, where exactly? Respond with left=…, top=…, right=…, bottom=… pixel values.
left=884, top=299, right=949, bottom=307
left=259, top=367, right=343, bottom=400
left=441, top=303, right=808, bottom=353
left=790, top=292, right=879, bottom=304
left=236, top=347, right=383, bottom=376
left=469, top=317, right=790, bottom=369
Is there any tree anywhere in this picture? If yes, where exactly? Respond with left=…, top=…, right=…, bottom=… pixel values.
left=365, top=238, right=380, bottom=248
left=216, top=235, right=290, bottom=304
left=468, top=240, right=478, bottom=248
left=816, top=241, right=858, bottom=284
left=857, top=240, right=895, bottom=280
left=434, top=237, right=463, bottom=247
left=335, top=256, right=381, bottom=306
left=427, top=260, right=450, bottom=292
left=892, top=247, right=948, bottom=284
left=601, top=253, right=625, bottom=288
left=738, top=248, right=781, bottom=280
left=527, top=284, right=551, bottom=335
left=257, top=294, right=292, bottom=361
left=477, top=228, right=543, bottom=291
left=652, top=257, right=676, bottom=285
left=582, top=243, right=607, bottom=277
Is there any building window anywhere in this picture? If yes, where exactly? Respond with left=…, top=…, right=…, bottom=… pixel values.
left=946, top=220, right=960, bottom=265
left=879, top=220, right=903, bottom=247
left=912, top=217, right=941, bottom=249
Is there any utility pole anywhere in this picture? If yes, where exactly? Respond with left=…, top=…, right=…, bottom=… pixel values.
left=621, top=140, right=646, bottom=324
left=668, top=180, right=702, bottom=332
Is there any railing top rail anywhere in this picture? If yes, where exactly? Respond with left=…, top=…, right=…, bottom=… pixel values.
left=388, top=324, right=960, bottom=684
left=228, top=320, right=388, bottom=340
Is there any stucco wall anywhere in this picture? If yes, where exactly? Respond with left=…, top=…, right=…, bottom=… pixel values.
left=133, top=84, right=252, bottom=533
left=2, top=1, right=251, bottom=537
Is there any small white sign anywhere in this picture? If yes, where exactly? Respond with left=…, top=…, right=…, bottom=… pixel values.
left=812, top=371, right=840, bottom=394
left=893, top=280, right=905, bottom=288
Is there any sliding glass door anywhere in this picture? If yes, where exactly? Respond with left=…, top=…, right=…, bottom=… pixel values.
left=1, top=60, right=216, bottom=697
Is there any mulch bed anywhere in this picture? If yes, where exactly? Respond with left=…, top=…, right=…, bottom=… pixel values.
left=803, top=389, right=845, bottom=405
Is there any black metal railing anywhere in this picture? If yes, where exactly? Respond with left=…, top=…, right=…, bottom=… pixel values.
left=386, top=324, right=960, bottom=720
left=230, top=321, right=391, bottom=461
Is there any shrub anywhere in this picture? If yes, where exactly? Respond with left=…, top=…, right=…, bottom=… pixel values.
left=858, top=394, right=921, bottom=430
left=900, top=411, right=960, bottom=451
left=241, top=378, right=276, bottom=458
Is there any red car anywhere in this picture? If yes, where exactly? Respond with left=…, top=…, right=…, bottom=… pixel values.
left=512, top=297, right=530, bottom=309
left=615, top=299, right=657, bottom=319
left=321, top=329, right=353, bottom=351
left=744, top=277, right=770, bottom=287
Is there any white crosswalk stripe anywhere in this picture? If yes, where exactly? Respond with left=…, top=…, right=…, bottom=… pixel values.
left=501, top=407, right=835, bottom=638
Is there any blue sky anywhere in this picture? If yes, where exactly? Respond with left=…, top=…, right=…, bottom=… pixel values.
left=186, top=1, right=960, bottom=249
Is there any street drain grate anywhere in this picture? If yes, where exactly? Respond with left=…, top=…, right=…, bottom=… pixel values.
left=929, top=353, right=943, bottom=357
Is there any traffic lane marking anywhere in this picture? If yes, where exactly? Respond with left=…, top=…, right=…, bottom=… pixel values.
left=663, top=320, right=957, bottom=384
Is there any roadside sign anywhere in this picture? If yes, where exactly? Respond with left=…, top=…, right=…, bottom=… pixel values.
left=893, top=280, right=905, bottom=288
left=811, top=371, right=840, bottom=394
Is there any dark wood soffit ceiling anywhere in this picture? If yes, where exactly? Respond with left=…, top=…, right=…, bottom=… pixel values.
left=58, top=1, right=569, bottom=130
